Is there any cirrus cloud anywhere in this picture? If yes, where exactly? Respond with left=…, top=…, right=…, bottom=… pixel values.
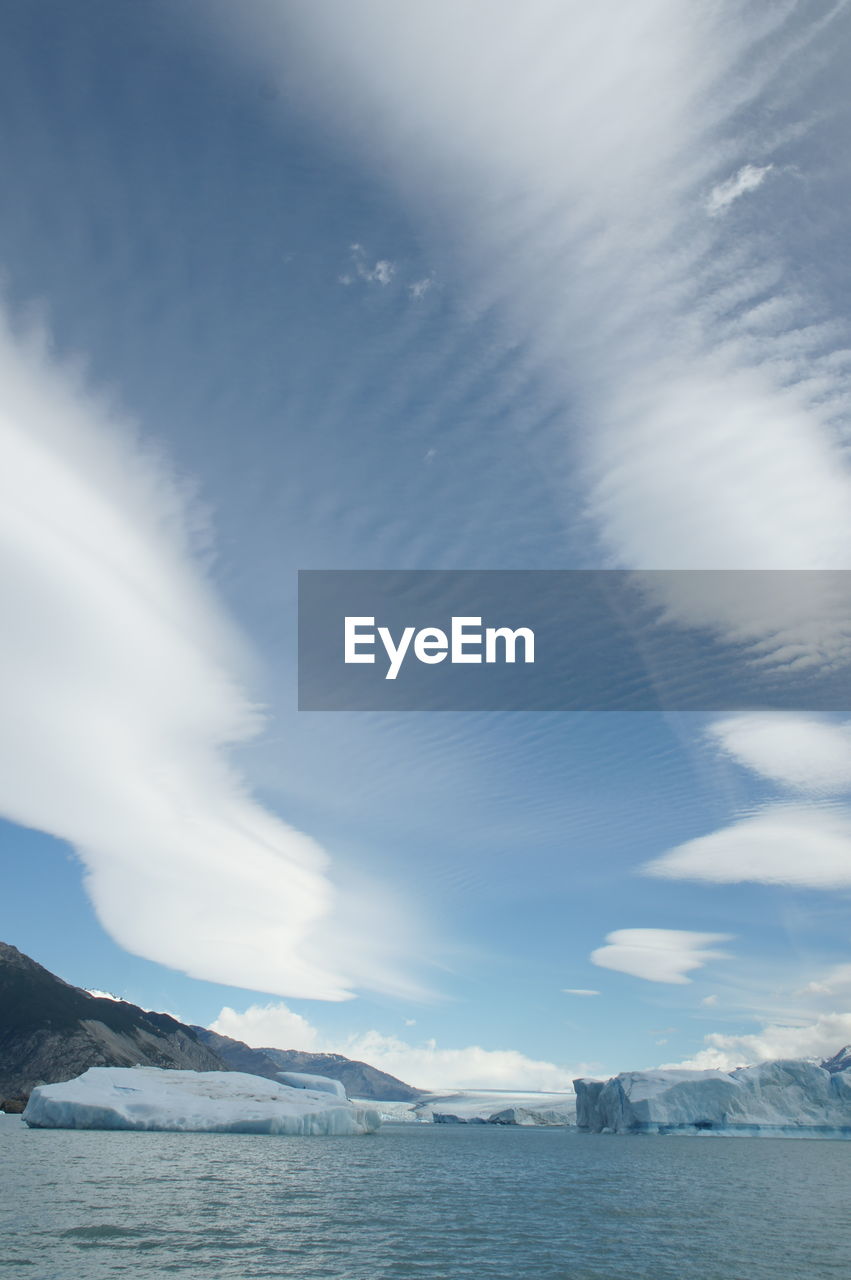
left=0, top=304, right=419, bottom=1001
left=706, top=163, right=774, bottom=216
left=211, top=0, right=851, bottom=625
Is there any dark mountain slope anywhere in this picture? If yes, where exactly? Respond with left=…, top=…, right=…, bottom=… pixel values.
left=0, top=941, right=422, bottom=1106
left=195, top=1027, right=421, bottom=1100
left=0, top=941, right=224, bottom=1098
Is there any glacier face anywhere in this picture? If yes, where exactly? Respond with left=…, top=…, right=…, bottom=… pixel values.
left=363, top=1090, right=576, bottom=1125
left=22, top=1066, right=380, bottom=1135
left=575, top=1058, right=851, bottom=1136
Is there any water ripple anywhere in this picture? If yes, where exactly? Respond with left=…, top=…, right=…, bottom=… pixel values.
left=3, top=1116, right=850, bottom=1278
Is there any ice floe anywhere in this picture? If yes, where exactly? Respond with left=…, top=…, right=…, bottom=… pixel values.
left=23, top=1066, right=380, bottom=1134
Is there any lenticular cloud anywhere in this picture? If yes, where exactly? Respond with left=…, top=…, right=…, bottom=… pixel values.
left=216, top=0, right=851, bottom=667
left=643, top=806, right=851, bottom=889
left=0, top=310, right=350, bottom=999
left=591, top=929, right=731, bottom=985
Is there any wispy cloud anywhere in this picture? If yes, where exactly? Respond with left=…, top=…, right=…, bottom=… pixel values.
left=563, top=988, right=600, bottom=997
left=0, top=305, right=419, bottom=1001
left=339, top=243, right=396, bottom=286
left=210, top=1, right=851, bottom=664
left=706, top=163, right=774, bottom=216
left=591, top=929, right=732, bottom=985
left=409, top=275, right=434, bottom=300
left=643, top=805, right=851, bottom=887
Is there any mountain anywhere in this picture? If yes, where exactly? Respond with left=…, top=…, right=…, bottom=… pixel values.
left=0, top=942, right=421, bottom=1109
left=0, top=941, right=223, bottom=1103
left=194, top=1028, right=421, bottom=1101
left=822, top=1045, right=851, bottom=1074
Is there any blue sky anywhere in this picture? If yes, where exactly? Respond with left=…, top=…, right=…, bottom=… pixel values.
left=4, top=0, right=851, bottom=1089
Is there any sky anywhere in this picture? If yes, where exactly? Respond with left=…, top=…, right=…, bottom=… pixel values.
left=4, top=0, right=851, bottom=1091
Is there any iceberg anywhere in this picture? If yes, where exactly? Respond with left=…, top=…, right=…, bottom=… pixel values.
left=575, top=1057, right=851, bottom=1137
left=22, top=1066, right=380, bottom=1135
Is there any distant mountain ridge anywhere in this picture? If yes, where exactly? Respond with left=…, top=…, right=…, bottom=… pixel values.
left=0, top=942, right=420, bottom=1106
left=193, top=1027, right=421, bottom=1101
left=0, top=941, right=222, bottom=1101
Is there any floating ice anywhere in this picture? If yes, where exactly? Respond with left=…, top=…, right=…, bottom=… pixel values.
left=575, top=1058, right=851, bottom=1136
left=22, top=1066, right=380, bottom=1134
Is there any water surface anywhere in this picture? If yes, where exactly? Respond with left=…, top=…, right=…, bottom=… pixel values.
left=2, top=1113, right=849, bottom=1278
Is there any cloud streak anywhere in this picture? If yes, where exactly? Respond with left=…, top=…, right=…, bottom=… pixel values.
left=706, top=163, right=774, bottom=216
left=0, top=305, right=417, bottom=1001
left=210, top=0, right=851, bottom=666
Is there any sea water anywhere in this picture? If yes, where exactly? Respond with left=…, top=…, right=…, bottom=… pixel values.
left=2, top=1112, right=849, bottom=1279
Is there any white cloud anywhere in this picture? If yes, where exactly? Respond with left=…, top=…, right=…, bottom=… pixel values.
left=701, top=994, right=719, bottom=1007
left=341, top=243, right=396, bottom=286
left=338, top=1030, right=576, bottom=1091
left=0, top=306, right=420, bottom=1001
left=708, top=714, right=851, bottom=794
left=706, top=163, right=773, bottom=216
left=799, top=963, right=851, bottom=999
left=409, top=276, right=434, bottom=300
left=591, top=929, right=731, bottom=985
left=563, top=988, right=600, bottom=996
left=643, top=805, right=851, bottom=887
left=209, top=1, right=851, bottom=669
left=209, top=1002, right=577, bottom=1090
left=661, top=1012, right=851, bottom=1071
left=210, top=1002, right=320, bottom=1050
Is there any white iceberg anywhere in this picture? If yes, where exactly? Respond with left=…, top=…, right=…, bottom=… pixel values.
left=575, top=1057, right=851, bottom=1137
left=276, top=1071, right=347, bottom=1098
left=22, top=1066, right=380, bottom=1135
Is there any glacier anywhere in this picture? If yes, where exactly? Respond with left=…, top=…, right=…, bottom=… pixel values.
left=575, top=1057, right=851, bottom=1137
left=22, top=1066, right=380, bottom=1135
left=363, top=1090, right=576, bottom=1125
